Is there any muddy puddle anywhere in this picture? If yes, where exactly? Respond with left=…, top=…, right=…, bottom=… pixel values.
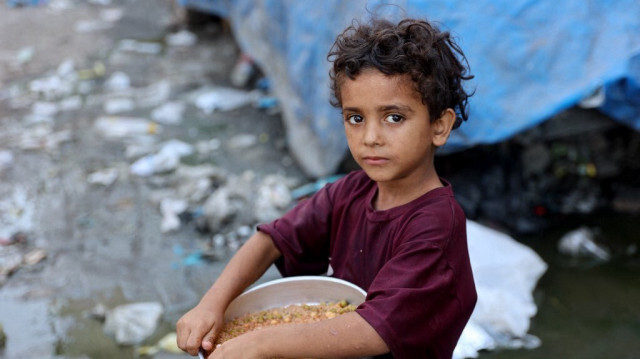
left=485, top=213, right=640, bottom=359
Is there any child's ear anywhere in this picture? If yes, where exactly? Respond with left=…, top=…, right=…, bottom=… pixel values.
left=432, top=108, right=456, bottom=147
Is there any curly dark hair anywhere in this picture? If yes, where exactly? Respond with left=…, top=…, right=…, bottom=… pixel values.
left=328, top=18, right=474, bottom=129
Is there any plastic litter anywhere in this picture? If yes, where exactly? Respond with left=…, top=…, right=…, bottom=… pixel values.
left=454, top=220, right=547, bottom=359
left=230, top=54, right=255, bottom=88
left=117, top=39, right=163, bottom=55
left=136, top=332, right=182, bottom=356
left=196, top=138, right=221, bottom=155
left=94, top=116, right=161, bottom=139
left=103, top=302, right=163, bottom=345
left=0, top=246, right=24, bottom=285
left=6, top=0, right=48, bottom=7
left=87, top=168, right=119, bottom=187
left=227, top=133, right=257, bottom=149
left=15, top=46, right=35, bottom=66
left=151, top=101, right=185, bottom=125
left=193, top=87, right=258, bottom=113
left=130, top=140, right=194, bottom=177
left=74, top=19, right=113, bottom=33
left=22, top=248, right=47, bottom=266
left=160, top=198, right=188, bottom=233
left=104, top=97, right=135, bottom=114
left=59, top=95, right=83, bottom=111
left=557, top=226, right=610, bottom=261
left=135, top=80, right=171, bottom=108
left=0, top=151, right=14, bottom=173
left=166, top=30, right=197, bottom=47
left=253, top=174, right=294, bottom=223
left=104, top=72, right=131, bottom=92
left=0, top=187, right=35, bottom=239
left=174, top=164, right=226, bottom=203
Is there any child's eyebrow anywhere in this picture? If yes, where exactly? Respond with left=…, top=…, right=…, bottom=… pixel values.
left=342, top=104, right=414, bottom=114
left=377, top=104, right=414, bottom=113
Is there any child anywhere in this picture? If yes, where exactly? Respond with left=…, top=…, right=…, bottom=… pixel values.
left=177, top=17, right=477, bottom=359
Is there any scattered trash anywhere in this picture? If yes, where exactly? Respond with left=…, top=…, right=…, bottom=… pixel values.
left=104, top=97, right=136, bottom=114
left=136, top=332, right=182, bottom=356
left=74, top=19, right=113, bottom=33
left=0, top=150, right=14, bottom=173
left=85, top=303, right=109, bottom=321
left=201, top=186, right=242, bottom=233
left=173, top=164, right=226, bottom=203
left=15, top=46, right=35, bottom=66
left=130, top=140, right=194, bottom=177
left=59, top=95, right=83, bottom=111
left=104, top=71, right=131, bottom=92
left=166, top=30, right=197, bottom=47
left=253, top=174, right=294, bottom=223
left=22, top=248, right=47, bottom=266
left=0, top=187, right=35, bottom=239
left=227, top=133, right=257, bottom=150
left=0, top=232, right=27, bottom=247
left=151, top=101, right=185, bottom=125
left=193, top=87, right=258, bottom=113
left=160, top=198, right=188, bottom=233
left=455, top=220, right=547, bottom=359
left=135, top=80, right=171, bottom=108
left=6, top=0, right=48, bottom=7
left=117, top=39, right=163, bottom=55
left=557, top=226, right=610, bottom=261
left=103, top=302, right=164, bottom=345
left=230, top=53, right=255, bottom=88
left=94, top=116, right=161, bottom=139
left=255, top=95, right=278, bottom=110
left=0, top=246, right=24, bottom=285
left=196, top=138, right=221, bottom=155
left=87, top=167, right=119, bottom=187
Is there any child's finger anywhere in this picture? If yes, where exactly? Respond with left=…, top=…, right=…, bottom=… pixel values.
left=201, top=326, right=218, bottom=351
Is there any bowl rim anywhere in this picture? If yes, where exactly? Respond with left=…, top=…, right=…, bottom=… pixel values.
left=243, top=275, right=367, bottom=297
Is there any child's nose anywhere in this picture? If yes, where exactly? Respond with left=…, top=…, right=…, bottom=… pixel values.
left=363, top=122, right=383, bottom=146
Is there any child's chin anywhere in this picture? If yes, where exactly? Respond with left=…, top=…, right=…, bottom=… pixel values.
left=362, top=168, right=392, bottom=183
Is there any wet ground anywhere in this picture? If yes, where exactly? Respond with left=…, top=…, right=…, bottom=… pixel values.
left=0, top=1, right=292, bottom=358
left=1, top=1, right=639, bottom=359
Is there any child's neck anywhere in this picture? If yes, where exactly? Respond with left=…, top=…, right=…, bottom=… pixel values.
left=374, top=175, right=443, bottom=211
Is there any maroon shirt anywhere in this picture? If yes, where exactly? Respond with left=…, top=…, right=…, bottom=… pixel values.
left=258, top=170, right=477, bottom=358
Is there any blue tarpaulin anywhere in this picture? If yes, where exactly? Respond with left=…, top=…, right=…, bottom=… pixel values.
left=180, top=0, right=640, bottom=177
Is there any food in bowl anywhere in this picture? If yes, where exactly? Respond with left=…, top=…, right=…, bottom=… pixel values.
left=217, top=276, right=366, bottom=344
left=215, top=300, right=357, bottom=345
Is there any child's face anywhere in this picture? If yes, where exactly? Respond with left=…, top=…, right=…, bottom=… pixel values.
left=340, top=69, right=449, bottom=185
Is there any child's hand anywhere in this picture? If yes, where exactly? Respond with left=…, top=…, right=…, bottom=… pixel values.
left=208, top=332, right=267, bottom=359
left=176, top=305, right=224, bottom=356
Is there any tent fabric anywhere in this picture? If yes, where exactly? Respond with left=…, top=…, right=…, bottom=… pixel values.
left=180, top=0, right=640, bottom=177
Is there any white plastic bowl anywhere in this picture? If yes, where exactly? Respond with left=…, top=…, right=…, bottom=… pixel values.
left=224, top=276, right=367, bottom=321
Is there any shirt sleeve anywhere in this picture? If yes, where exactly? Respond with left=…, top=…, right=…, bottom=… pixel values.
left=356, top=210, right=476, bottom=358
left=257, top=182, right=336, bottom=277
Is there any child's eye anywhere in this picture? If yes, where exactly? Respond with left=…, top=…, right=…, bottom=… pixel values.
left=346, top=114, right=364, bottom=125
left=384, top=114, right=404, bottom=124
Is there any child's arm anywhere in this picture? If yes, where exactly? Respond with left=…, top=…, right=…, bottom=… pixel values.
left=176, top=231, right=281, bottom=356
left=210, top=311, right=389, bottom=359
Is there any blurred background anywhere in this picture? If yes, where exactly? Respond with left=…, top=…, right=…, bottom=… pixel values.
left=0, top=1, right=638, bottom=358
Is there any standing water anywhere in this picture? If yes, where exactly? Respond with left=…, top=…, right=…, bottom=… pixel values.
left=483, top=213, right=640, bottom=359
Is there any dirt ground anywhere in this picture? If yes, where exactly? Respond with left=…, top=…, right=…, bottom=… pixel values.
left=0, top=1, right=300, bottom=358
